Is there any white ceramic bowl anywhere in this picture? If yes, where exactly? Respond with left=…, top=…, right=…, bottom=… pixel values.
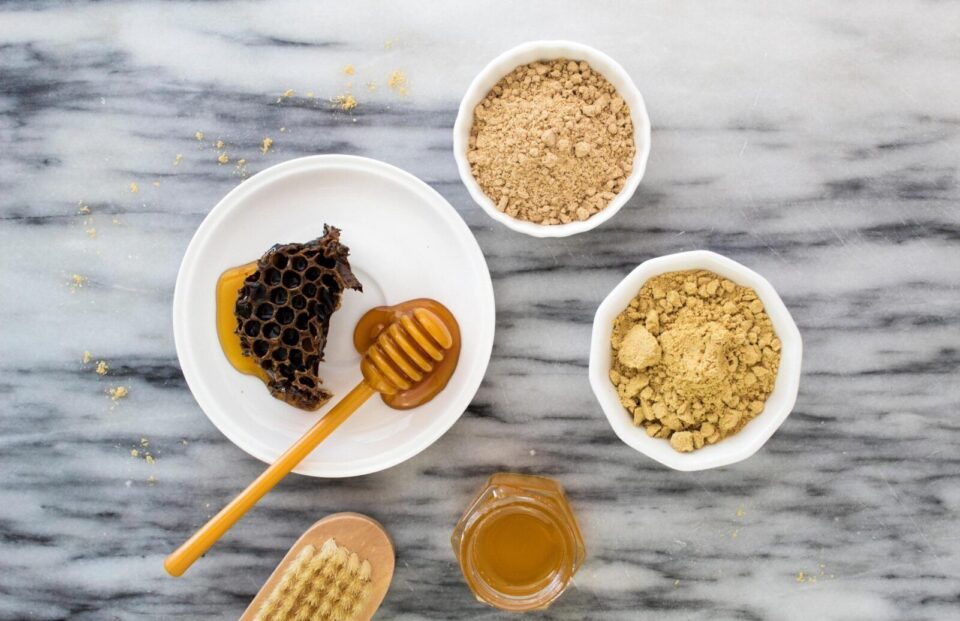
left=588, top=251, right=802, bottom=471
left=173, top=155, right=495, bottom=477
left=453, top=40, right=651, bottom=238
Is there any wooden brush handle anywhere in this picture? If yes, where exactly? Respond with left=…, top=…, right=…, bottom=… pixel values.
left=164, top=382, right=376, bottom=577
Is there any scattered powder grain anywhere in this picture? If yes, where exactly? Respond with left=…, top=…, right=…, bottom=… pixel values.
left=343, top=64, right=355, bottom=76
left=108, top=386, right=129, bottom=400
left=77, top=201, right=91, bottom=215
left=468, top=59, right=635, bottom=225
left=388, top=70, right=408, bottom=95
left=95, top=360, right=109, bottom=376
left=70, top=274, right=87, bottom=292
left=82, top=350, right=93, bottom=364
left=261, top=137, right=273, bottom=155
left=217, top=152, right=230, bottom=165
left=609, top=270, right=781, bottom=452
left=174, top=153, right=183, bottom=166
left=85, top=227, right=97, bottom=239
left=195, top=131, right=204, bottom=141
left=129, top=182, right=139, bottom=193
left=332, top=93, right=358, bottom=111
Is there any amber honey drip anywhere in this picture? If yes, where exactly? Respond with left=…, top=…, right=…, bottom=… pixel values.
left=353, top=299, right=461, bottom=410
left=216, top=261, right=268, bottom=382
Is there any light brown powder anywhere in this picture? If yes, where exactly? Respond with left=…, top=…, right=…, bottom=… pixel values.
left=467, top=59, right=634, bottom=225
left=609, top=270, right=781, bottom=452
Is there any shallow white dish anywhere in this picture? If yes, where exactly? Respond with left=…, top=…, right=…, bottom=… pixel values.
left=453, top=40, right=651, bottom=238
left=588, top=251, right=802, bottom=471
left=173, top=155, right=495, bottom=477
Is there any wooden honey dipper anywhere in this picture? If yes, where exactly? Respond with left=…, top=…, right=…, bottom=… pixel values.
left=165, top=301, right=459, bottom=577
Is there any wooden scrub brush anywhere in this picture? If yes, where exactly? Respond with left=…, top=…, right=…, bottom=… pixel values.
left=241, top=513, right=394, bottom=621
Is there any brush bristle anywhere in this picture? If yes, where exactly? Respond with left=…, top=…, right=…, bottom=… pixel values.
left=255, top=538, right=374, bottom=621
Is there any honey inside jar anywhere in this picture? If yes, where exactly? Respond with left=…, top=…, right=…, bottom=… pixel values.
left=452, top=473, right=585, bottom=611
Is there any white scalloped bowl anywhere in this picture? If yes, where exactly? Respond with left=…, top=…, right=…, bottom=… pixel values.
left=588, top=251, right=802, bottom=471
left=453, top=40, right=651, bottom=238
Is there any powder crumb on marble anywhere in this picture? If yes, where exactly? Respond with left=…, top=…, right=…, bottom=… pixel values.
left=152, top=180, right=160, bottom=188
left=173, top=153, right=183, bottom=166
left=367, top=81, right=378, bottom=92
left=217, top=152, right=230, bottom=165
left=388, top=70, right=408, bottom=95
left=82, top=350, right=93, bottom=364
left=95, top=360, right=108, bottom=376
left=343, top=64, right=355, bottom=75
left=195, top=131, right=204, bottom=141
left=234, top=158, right=248, bottom=177
left=609, top=270, right=781, bottom=452
left=129, top=182, right=139, bottom=193
left=467, top=59, right=634, bottom=225
left=261, top=137, right=273, bottom=155
left=85, top=227, right=97, bottom=239
left=108, top=386, right=128, bottom=400
left=214, top=139, right=224, bottom=150
left=77, top=201, right=91, bottom=215
left=332, top=93, right=358, bottom=111
left=69, top=274, right=87, bottom=292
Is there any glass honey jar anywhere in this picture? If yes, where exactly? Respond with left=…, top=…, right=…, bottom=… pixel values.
left=451, top=473, right=586, bottom=611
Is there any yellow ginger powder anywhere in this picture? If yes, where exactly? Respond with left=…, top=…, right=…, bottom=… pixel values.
left=609, top=270, right=781, bottom=452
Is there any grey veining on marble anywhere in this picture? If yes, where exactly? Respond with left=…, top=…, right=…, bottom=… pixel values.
left=1, top=1, right=958, bottom=619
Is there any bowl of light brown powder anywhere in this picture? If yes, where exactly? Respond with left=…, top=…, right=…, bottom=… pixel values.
left=588, top=251, right=803, bottom=471
left=454, top=41, right=651, bottom=237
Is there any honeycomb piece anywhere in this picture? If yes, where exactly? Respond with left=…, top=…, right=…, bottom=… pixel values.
left=235, top=225, right=362, bottom=410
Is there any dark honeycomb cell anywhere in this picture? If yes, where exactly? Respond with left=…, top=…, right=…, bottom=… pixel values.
left=270, top=288, right=288, bottom=305
left=282, top=328, right=299, bottom=346
left=255, top=303, right=274, bottom=321
left=235, top=225, right=362, bottom=411
left=295, top=313, right=309, bottom=330
left=276, top=307, right=294, bottom=325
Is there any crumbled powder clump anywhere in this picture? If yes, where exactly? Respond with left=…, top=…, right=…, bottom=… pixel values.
left=388, top=70, right=408, bottom=95
left=609, top=270, right=781, bottom=452
left=468, top=59, right=635, bottom=225
left=261, top=137, right=273, bottom=155
left=129, top=182, right=139, bottom=193
left=95, top=360, right=109, bottom=376
left=332, top=93, right=358, bottom=111
left=108, top=386, right=128, bottom=400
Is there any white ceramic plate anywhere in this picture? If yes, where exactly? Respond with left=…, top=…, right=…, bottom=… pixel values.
left=588, top=251, right=802, bottom=471
left=173, top=155, right=495, bottom=477
left=453, top=40, right=652, bottom=238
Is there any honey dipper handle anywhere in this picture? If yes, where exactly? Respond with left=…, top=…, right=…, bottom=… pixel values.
left=164, top=382, right=377, bottom=577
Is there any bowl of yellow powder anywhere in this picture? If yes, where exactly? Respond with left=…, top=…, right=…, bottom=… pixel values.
left=588, top=251, right=802, bottom=471
left=454, top=41, right=651, bottom=237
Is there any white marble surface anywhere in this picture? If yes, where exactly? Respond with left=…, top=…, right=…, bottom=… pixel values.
left=1, top=2, right=958, bottom=619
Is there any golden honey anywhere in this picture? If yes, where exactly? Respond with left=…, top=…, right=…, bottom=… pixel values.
left=216, top=261, right=268, bottom=382
left=451, top=473, right=585, bottom=611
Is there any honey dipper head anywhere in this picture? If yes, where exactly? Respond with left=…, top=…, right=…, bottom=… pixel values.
left=360, top=307, right=455, bottom=395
